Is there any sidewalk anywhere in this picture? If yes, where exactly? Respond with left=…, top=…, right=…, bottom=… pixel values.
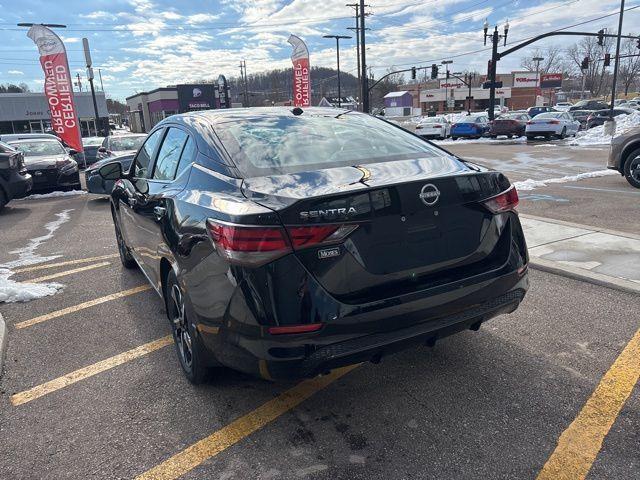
left=520, top=214, right=640, bottom=294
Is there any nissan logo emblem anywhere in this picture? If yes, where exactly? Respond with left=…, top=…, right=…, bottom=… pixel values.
left=419, top=184, right=440, bottom=206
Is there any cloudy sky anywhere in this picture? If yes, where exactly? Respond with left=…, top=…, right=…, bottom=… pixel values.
left=0, top=0, right=637, bottom=100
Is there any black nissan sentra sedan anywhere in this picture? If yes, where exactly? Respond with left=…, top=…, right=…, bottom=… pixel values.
left=99, top=107, right=529, bottom=384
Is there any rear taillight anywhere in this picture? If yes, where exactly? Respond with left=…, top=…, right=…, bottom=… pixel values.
left=432, top=124, right=442, bottom=128
left=526, top=121, right=533, bottom=125
left=451, top=123, right=457, bottom=128
left=548, top=120, right=560, bottom=124
left=206, top=220, right=358, bottom=266
left=482, top=186, right=519, bottom=213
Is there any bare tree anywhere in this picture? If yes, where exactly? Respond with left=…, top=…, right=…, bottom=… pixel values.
left=369, top=68, right=406, bottom=108
left=521, top=46, right=573, bottom=74
left=618, top=35, right=640, bottom=95
left=567, top=36, right=614, bottom=97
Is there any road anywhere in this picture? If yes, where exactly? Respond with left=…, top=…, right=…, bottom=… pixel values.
left=0, top=141, right=638, bottom=479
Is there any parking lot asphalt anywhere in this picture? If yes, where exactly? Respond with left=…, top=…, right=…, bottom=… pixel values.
left=0, top=141, right=639, bottom=479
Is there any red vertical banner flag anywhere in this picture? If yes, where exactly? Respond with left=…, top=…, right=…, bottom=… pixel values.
left=288, top=35, right=310, bottom=107
left=27, top=25, right=83, bottom=152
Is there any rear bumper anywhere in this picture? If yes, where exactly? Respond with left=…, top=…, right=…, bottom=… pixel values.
left=200, top=266, right=529, bottom=380
left=4, top=170, right=32, bottom=200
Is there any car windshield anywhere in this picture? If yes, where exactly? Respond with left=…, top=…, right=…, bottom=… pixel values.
left=498, top=114, right=521, bottom=120
left=83, top=137, right=104, bottom=147
left=216, top=112, right=453, bottom=177
left=535, top=112, right=562, bottom=119
left=9, top=140, right=66, bottom=156
left=110, top=136, right=145, bottom=151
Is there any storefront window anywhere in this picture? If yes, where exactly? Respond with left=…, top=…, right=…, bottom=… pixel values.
left=0, top=122, right=13, bottom=134
left=12, top=121, right=30, bottom=133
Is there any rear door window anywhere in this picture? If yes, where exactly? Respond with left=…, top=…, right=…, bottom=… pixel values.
left=153, top=128, right=188, bottom=181
left=175, top=136, right=196, bottom=179
left=131, top=128, right=163, bottom=179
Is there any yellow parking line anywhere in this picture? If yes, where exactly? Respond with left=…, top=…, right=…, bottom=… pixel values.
left=135, top=364, right=359, bottom=480
left=27, top=261, right=111, bottom=283
left=14, top=285, right=153, bottom=329
left=11, top=335, right=172, bottom=406
left=12, top=254, right=119, bottom=273
left=537, top=328, right=640, bottom=480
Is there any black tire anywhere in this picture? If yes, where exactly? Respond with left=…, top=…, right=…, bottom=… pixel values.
left=507, top=135, right=513, bottom=139
left=490, top=135, right=497, bottom=139
left=165, top=270, right=209, bottom=384
left=451, top=137, right=457, bottom=141
left=557, top=127, right=566, bottom=139
left=113, top=211, right=137, bottom=269
left=0, top=188, right=7, bottom=211
left=623, top=148, right=640, bottom=189
left=526, top=135, right=535, bottom=141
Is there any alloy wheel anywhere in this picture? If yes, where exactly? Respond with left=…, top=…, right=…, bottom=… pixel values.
left=170, top=284, right=193, bottom=369
left=629, top=157, right=640, bottom=183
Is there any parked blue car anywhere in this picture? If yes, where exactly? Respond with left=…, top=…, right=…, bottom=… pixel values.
left=450, top=114, right=490, bottom=140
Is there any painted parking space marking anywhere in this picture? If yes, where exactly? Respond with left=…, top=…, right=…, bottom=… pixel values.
left=12, top=253, right=119, bottom=273
left=537, top=327, right=640, bottom=480
left=14, top=284, right=152, bottom=329
left=27, top=261, right=111, bottom=283
left=135, top=364, right=359, bottom=480
left=11, top=335, right=172, bottom=406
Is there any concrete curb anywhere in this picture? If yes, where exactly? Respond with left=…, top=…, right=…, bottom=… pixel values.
left=0, top=312, right=7, bottom=378
left=520, top=213, right=640, bottom=241
left=529, top=258, right=640, bottom=295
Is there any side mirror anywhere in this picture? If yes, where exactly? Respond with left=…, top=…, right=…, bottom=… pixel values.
left=99, top=162, right=123, bottom=181
left=68, top=149, right=78, bottom=156
left=97, top=146, right=107, bottom=153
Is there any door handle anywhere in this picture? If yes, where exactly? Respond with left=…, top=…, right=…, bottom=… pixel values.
left=153, top=206, right=166, bottom=221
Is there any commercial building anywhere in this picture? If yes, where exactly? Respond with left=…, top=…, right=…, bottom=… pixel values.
left=0, top=91, right=109, bottom=137
left=126, top=81, right=231, bottom=133
left=390, top=71, right=560, bottom=115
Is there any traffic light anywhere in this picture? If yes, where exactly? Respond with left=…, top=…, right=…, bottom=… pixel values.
left=637, top=37, right=640, bottom=49
left=411, top=66, right=416, bottom=80
left=446, top=70, right=450, bottom=79
left=604, top=53, right=611, bottom=67
left=430, top=64, right=438, bottom=79
left=597, top=29, right=605, bottom=46
left=581, top=57, right=590, bottom=70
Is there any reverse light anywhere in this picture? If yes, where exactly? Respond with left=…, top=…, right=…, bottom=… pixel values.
left=482, top=186, right=519, bottom=213
left=268, top=323, right=323, bottom=335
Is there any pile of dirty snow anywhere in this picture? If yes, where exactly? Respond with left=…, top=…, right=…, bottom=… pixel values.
left=17, top=190, right=87, bottom=201
left=513, top=169, right=619, bottom=191
left=0, top=209, right=72, bottom=303
left=570, top=111, right=640, bottom=146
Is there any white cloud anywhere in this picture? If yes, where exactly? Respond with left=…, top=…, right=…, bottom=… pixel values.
left=187, top=13, right=222, bottom=24
left=80, top=11, right=113, bottom=20
left=453, top=7, right=493, bottom=24
left=61, top=36, right=80, bottom=43
left=8, top=70, right=23, bottom=75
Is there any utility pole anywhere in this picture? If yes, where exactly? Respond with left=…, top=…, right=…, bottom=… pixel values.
left=609, top=0, right=625, bottom=117
left=323, top=34, right=351, bottom=107
left=359, top=0, right=369, bottom=113
left=239, top=60, right=249, bottom=106
left=346, top=4, right=360, bottom=109
left=83, top=38, right=103, bottom=139
left=98, top=68, right=104, bottom=92
left=75, top=72, right=82, bottom=92
left=441, top=60, right=453, bottom=112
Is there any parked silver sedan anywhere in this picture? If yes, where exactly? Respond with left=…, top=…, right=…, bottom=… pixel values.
left=525, top=112, right=580, bottom=140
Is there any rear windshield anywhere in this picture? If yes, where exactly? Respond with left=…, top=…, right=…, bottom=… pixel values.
left=535, top=112, right=562, bottom=119
left=215, top=112, right=453, bottom=177
left=456, top=115, right=485, bottom=123
left=419, top=117, right=446, bottom=124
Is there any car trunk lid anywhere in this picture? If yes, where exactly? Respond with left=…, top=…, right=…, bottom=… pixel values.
left=242, top=156, right=513, bottom=302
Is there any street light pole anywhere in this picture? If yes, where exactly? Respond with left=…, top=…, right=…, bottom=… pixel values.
left=441, top=60, right=453, bottom=112
left=483, top=19, right=509, bottom=121
left=609, top=0, right=625, bottom=117
left=323, top=34, right=351, bottom=107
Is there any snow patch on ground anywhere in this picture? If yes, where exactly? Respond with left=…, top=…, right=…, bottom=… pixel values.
left=514, top=169, right=619, bottom=191
left=17, top=190, right=87, bottom=200
left=434, top=136, right=527, bottom=146
left=569, top=111, right=640, bottom=146
left=0, top=209, right=72, bottom=303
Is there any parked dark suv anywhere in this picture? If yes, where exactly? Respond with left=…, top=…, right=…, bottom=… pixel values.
left=99, top=107, right=529, bottom=384
left=586, top=108, right=635, bottom=129
left=0, top=141, right=32, bottom=210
